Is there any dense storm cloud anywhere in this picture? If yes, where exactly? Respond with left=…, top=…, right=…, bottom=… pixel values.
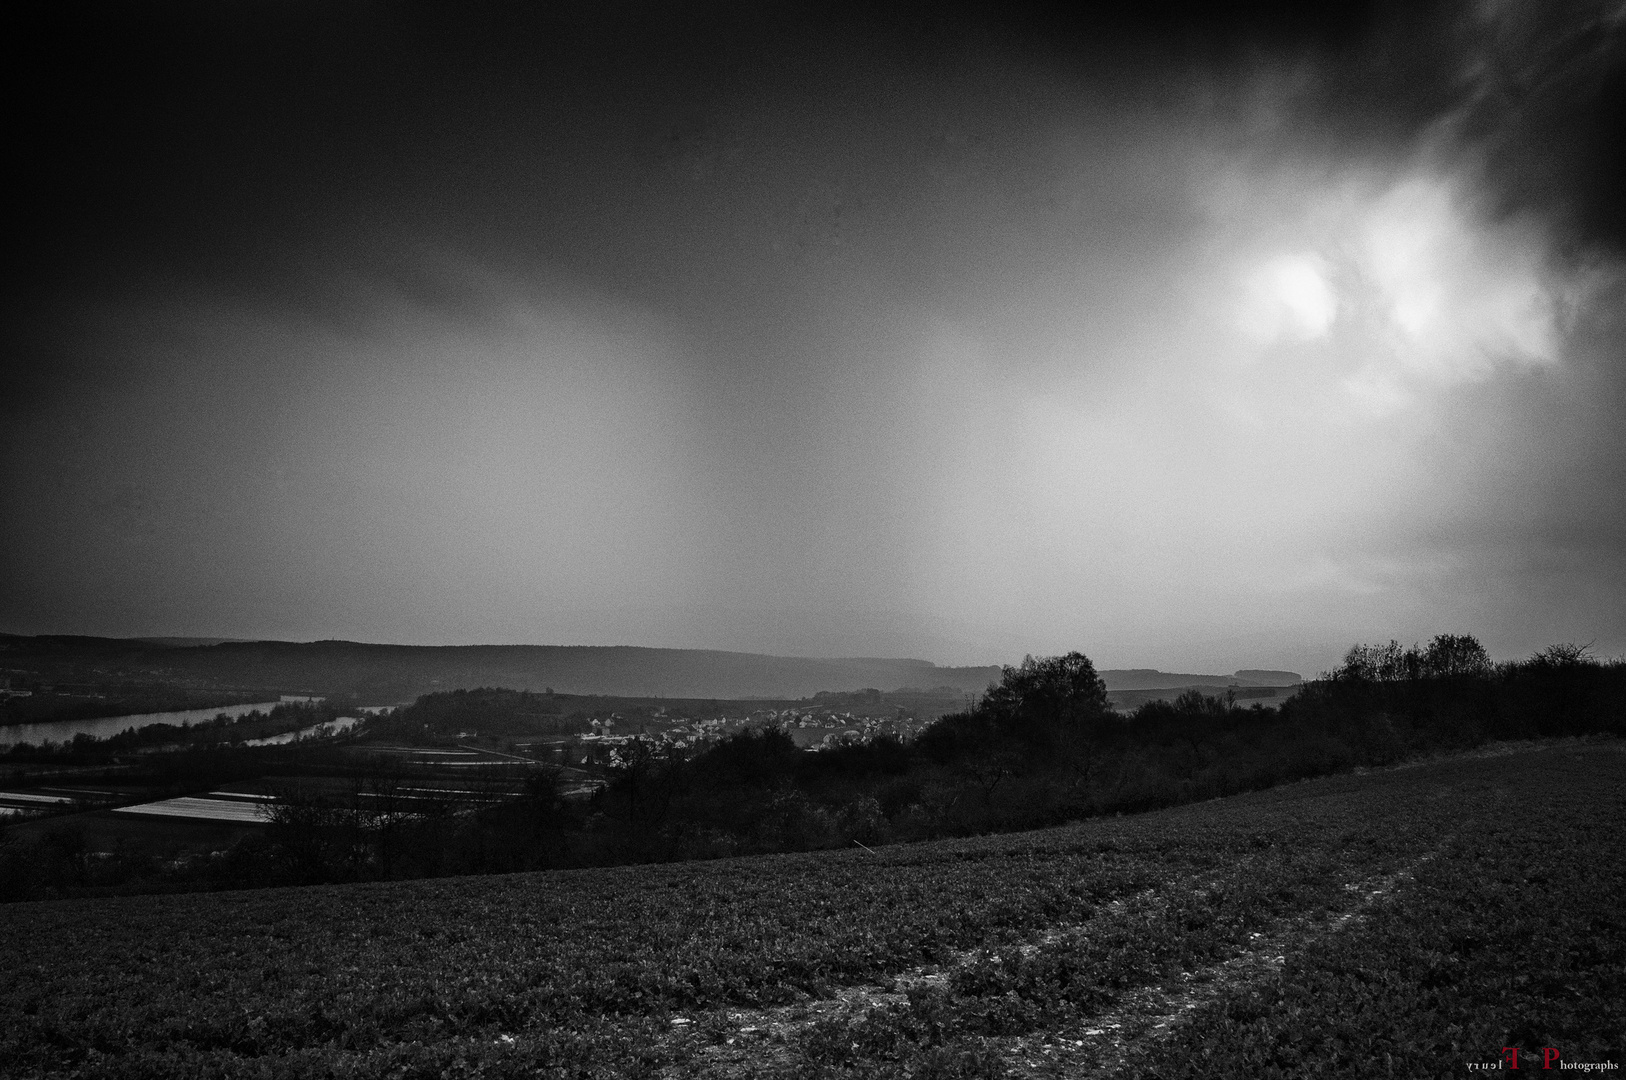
left=3, top=1, right=1623, bottom=672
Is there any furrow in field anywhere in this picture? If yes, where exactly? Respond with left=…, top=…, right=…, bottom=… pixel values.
left=653, top=841, right=1438, bottom=1077
left=992, top=846, right=1446, bottom=1078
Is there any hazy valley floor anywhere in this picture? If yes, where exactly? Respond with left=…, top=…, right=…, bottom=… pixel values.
left=2, top=740, right=1622, bottom=1079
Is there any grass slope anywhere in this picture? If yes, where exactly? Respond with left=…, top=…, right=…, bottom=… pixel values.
left=2, top=741, right=1621, bottom=1079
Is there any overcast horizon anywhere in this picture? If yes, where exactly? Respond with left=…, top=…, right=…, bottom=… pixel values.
left=4, top=2, right=1624, bottom=676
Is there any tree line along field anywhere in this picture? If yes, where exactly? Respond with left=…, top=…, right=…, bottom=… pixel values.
left=2, top=740, right=1620, bottom=1079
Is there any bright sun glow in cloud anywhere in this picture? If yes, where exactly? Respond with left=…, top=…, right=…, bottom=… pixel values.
left=1218, top=165, right=1571, bottom=412
left=1239, top=253, right=1337, bottom=343
left=1357, top=177, right=1562, bottom=380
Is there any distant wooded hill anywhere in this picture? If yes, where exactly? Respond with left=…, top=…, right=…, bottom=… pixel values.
left=1097, top=668, right=1302, bottom=691
left=0, top=634, right=1005, bottom=703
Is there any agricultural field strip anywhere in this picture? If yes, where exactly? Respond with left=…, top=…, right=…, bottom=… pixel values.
left=656, top=883, right=1188, bottom=1076
left=988, top=849, right=1448, bottom=1079
left=1116, top=762, right=1626, bottom=1079
left=109, top=797, right=271, bottom=822
left=656, top=844, right=1440, bottom=1076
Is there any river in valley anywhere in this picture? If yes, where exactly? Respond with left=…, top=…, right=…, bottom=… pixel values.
left=0, top=696, right=323, bottom=748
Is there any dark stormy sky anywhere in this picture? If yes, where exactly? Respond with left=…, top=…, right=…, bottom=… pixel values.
left=3, top=1, right=1624, bottom=672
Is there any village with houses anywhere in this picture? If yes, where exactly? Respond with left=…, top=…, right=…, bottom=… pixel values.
left=511, top=693, right=945, bottom=773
